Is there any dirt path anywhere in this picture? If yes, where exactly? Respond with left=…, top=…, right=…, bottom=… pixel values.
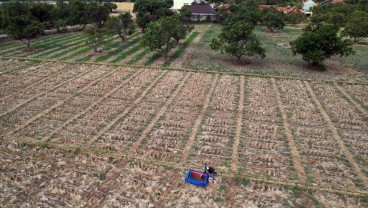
left=271, top=78, right=306, bottom=183
left=179, top=74, right=219, bottom=165
left=231, top=76, right=244, bottom=172
left=304, top=81, right=368, bottom=188
left=334, top=82, right=368, bottom=117
left=6, top=66, right=118, bottom=136
left=177, top=24, right=211, bottom=69
left=86, top=71, right=168, bottom=146
left=129, top=73, right=191, bottom=152
left=41, top=69, right=144, bottom=142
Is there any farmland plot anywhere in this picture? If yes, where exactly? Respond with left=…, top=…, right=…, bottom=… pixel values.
left=1, top=60, right=368, bottom=205
left=0, top=141, right=367, bottom=207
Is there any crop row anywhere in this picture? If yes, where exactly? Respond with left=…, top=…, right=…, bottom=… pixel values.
left=1, top=64, right=367, bottom=190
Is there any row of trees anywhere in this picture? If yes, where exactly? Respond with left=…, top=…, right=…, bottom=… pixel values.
left=210, top=1, right=356, bottom=66
left=0, top=0, right=193, bottom=61
left=0, top=1, right=113, bottom=50
left=311, top=1, right=368, bottom=43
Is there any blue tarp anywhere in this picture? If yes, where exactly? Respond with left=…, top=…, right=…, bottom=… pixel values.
left=185, top=169, right=210, bottom=187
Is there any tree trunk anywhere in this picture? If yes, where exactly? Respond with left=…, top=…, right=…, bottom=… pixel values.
left=26, top=39, right=31, bottom=49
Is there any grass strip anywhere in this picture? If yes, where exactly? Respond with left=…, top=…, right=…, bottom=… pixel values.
left=144, top=51, right=163, bottom=66
left=47, top=38, right=87, bottom=59
left=95, top=37, right=141, bottom=62
left=32, top=36, right=86, bottom=59
left=162, top=32, right=200, bottom=67
left=0, top=33, right=79, bottom=56
left=0, top=33, right=76, bottom=51
left=126, top=49, right=150, bottom=65
left=60, top=46, right=91, bottom=61
left=110, top=45, right=141, bottom=64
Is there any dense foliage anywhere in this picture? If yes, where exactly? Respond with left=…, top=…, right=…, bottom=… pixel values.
left=290, top=24, right=354, bottom=65
left=210, top=6, right=266, bottom=61
left=141, top=15, right=192, bottom=60
left=133, top=0, right=173, bottom=32
left=105, top=12, right=135, bottom=42
left=1, top=2, right=44, bottom=50
left=342, top=10, right=368, bottom=43
left=260, top=7, right=285, bottom=32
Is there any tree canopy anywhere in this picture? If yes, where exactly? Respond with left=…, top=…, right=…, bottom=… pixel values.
left=211, top=19, right=266, bottom=61
left=141, top=15, right=192, bottom=60
left=290, top=24, right=354, bottom=65
left=2, top=2, right=44, bottom=50
left=105, top=12, right=135, bottom=42
left=133, top=0, right=173, bottom=32
left=260, top=7, right=285, bottom=32
left=342, top=10, right=368, bottom=43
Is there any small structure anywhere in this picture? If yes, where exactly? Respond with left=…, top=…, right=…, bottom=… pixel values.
left=184, top=5, right=216, bottom=22
left=185, top=169, right=210, bottom=187
left=302, top=0, right=317, bottom=12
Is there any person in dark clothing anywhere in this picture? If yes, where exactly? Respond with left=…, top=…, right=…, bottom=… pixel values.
left=202, top=163, right=217, bottom=178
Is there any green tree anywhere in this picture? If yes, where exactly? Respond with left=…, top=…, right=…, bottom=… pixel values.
left=84, top=23, right=108, bottom=54
left=141, top=15, right=191, bottom=60
left=342, top=10, right=368, bottom=43
left=68, top=0, right=88, bottom=27
left=210, top=19, right=266, bottom=61
left=133, top=0, right=173, bottom=32
left=290, top=24, right=354, bottom=65
left=2, top=2, right=44, bottom=51
left=105, top=12, right=135, bottom=42
left=104, top=2, right=118, bottom=12
left=261, top=8, right=285, bottom=32
left=179, top=6, right=192, bottom=22
left=85, top=2, right=110, bottom=28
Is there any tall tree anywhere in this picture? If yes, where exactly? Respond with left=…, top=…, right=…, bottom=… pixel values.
left=105, top=12, right=135, bottom=42
left=84, top=23, right=108, bottom=54
left=290, top=24, right=354, bottom=65
left=141, top=15, right=192, bottom=60
left=133, top=0, right=173, bottom=32
left=2, top=2, right=44, bottom=51
left=211, top=20, right=266, bottom=61
left=342, top=10, right=368, bottom=43
left=260, top=8, right=285, bottom=32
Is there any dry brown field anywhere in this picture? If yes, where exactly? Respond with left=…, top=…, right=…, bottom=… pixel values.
left=0, top=58, right=367, bottom=206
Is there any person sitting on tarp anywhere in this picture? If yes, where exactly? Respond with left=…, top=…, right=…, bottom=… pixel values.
left=202, top=163, right=217, bottom=178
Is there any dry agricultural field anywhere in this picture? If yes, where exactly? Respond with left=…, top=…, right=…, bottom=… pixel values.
left=1, top=19, right=368, bottom=207
left=0, top=57, right=367, bottom=206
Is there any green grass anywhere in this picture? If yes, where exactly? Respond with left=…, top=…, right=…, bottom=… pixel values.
left=0, top=33, right=77, bottom=52
left=187, top=24, right=368, bottom=81
left=95, top=36, right=141, bottom=63
left=127, top=48, right=150, bottom=65
left=32, top=36, right=86, bottom=59
left=48, top=38, right=87, bottom=59
left=0, top=33, right=80, bottom=56
left=162, top=32, right=200, bottom=67
left=110, top=45, right=141, bottom=64
left=60, top=46, right=91, bottom=61
left=144, top=51, right=163, bottom=66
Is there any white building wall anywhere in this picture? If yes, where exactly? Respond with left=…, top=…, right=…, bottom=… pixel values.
left=172, top=0, right=196, bottom=10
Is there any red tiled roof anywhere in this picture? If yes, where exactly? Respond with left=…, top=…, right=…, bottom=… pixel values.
left=332, top=0, right=344, bottom=3
left=221, top=3, right=230, bottom=9
left=276, top=7, right=288, bottom=12
left=184, top=5, right=216, bottom=14
left=258, top=5, right=273, bottom=9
